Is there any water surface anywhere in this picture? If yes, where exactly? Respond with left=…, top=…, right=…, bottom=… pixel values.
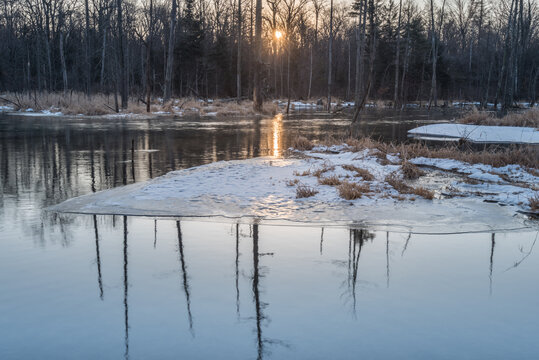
left=1, top=111, right=537, bottom=359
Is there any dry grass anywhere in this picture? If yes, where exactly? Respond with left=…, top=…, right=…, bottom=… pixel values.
left=286, top=179, right=299, bottom=186
left=0, top=92, right=281, bottom=117
left=529, top=194, right=539, bottom=211
left=318, top=175, right=342, bottom=186
left=312, top=165, right=335, bottom=178
left=291, top=136, right=314, bottom=151
left=385, top=172, right=434, bottom=200
left=411, top=186, right=435, bottom=200
left=459, top=108, right=539, bottom=128
left=299, top=135, right=538, bottom=171
left=337, top=181, right=370, bottom=200
left=401, top=161, right=425, bottom=180
left=341, top=164, right=375, bottom=181
left=293, top=169, right=311, bottom=176
left=296, top=184, right=319, bottom=198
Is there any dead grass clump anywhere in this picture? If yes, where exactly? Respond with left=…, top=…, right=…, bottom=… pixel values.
left=291, top=136, right=314, bottom=151
left=286, top=179, right=299, bottom=186
left=318, top=175, right=342, bottom=186
left=385, top=173, right=410, bottom=193
left=399, top=142, right=538, bottom=169
left=312, top=165, right=335, bottom=178
left=458, top=108, right=539, bottom=128
left=401, top=161, right=425, bottom=180
left=263, top=102, right=280, bottom=115
left=410, top=186, right=435, bottom=200
left=458, top=110, right=493, bottom=125
left=293, top=169, right=311, bottom=176
left=341, top=164, right=374, bottom=181
left=385, top=173, right=434, bottom=200
left=529, top=194, right=539, bottom=211
left=337, top=181, right=370, bottom=200
left=296, top=184, right=319, bottom=198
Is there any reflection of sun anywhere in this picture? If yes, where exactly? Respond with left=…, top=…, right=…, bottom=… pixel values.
left=272, top=113, right=283, bottom=157
left=275, top=30, right=283, bottom=39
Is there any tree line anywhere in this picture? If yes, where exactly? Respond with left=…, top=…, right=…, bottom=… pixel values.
left=0, top=0, right=538, bottom=110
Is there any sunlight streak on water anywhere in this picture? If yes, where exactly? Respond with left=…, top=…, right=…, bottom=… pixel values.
left=272, top=114, right=283, bottom=157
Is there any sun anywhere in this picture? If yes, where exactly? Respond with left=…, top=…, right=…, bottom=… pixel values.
left=275, top=30, right=283, bottom=39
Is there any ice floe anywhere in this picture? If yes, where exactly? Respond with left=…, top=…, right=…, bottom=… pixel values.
left=408, top=123, right=539, bottom=144
left=50, top=145, right=538, bottom=233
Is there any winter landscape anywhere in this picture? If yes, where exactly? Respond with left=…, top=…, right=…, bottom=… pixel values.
left=1, top=0, right=539, bottom=358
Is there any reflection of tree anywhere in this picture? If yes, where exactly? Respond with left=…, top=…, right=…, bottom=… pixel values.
left=252, top=224, right=264, bottom=360
left=505, top=231, right=539, bottom=272
left=93, top=215, right=104, bottom=300
left=250, top=224, right=288, bottom=359
left=123, top=216, right=129, bottom=360
left=320, top=227, right=324, bottom=255
left=401, top=232, right=411, bottom=257
left=489, top=233, right=495, bottom=295
left=346, top=228, right=374, bottom=315
left=177, top=221, right=194, bottom=334
left=235, top=223, right=240, bottom=318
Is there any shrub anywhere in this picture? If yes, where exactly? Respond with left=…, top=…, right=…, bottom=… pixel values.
left=318, top=175, right=342, bottom=186
left=291, top=136, right=314, bottom=151
left=337, top=181, right=370, bottom=200
left=401, top=161, right=425, bottom=180
left=341, top=164, right=375, bottom=181
left=296, top=184, right=318, bottom=198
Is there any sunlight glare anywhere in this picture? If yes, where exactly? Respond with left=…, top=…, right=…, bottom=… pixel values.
left=272, top=113, right=283, bottom=157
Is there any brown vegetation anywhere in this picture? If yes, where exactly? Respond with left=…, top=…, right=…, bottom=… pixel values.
left=337, top=181, right=370, bottom=200
left=312, top=165, right=335, bottom=177
left=293, top=169, right=311, bottom=176
left=401, top=161, right=425, bottom=180
left=0, top=92, right=280, bottom=117
left=385, top=173, right=434, bottom=200
left=291, top=136, right=314, bottom=151
left=458, top=108, right=539, bottom=128
left=341, top=164, right=375, bottom=181
left=318, top=175, right=342, bottom=186
left=286, top=179, right=299, bottom=186
left=296, top=184, right=319, bottom=198
left=529, top=194, right=539, bottom=211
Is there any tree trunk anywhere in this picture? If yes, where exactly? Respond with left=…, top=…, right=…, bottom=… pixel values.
left=85, top=0, right=91, bottom=96
left=428, top=0, right=437, bottom=108
left=59, top=32, right=68, bottom=94
left=117, top=0, right=128, bottom=109
left=237, top=0, right=242, bottom=100
left=393, top=0, right=402, bottom=108
left=253, top=0, right=263, bottom=112
left=145, top=0, right=154, bottom=113
left=164, top=0, right=177, bottom=102
left=327, top=0, right=333, bottom=113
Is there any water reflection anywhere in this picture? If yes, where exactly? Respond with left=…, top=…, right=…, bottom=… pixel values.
left=2, top=112, right=538, bottom=358
left=272, top=114, right=283, bottom=157
left=123, top=216, right=129, bottom=360
left=177, top=221, right=194, bottom=334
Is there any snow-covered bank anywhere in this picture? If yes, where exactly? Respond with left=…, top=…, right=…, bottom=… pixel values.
left=50, top=145, right=538, bottom=233
left=408, top=123, right=539, bottom=144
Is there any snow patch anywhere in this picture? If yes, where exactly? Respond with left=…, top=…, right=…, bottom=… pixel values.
left=409, top=123, right=539, bottom=144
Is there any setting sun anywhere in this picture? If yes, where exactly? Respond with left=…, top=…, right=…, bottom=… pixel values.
left=275, top=30, right=283, bottom=39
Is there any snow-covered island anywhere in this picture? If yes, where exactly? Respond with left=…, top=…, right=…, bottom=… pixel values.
left=50, top=139, right=539, bottom=233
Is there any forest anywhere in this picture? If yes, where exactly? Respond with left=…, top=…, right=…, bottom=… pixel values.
left=0, top=0, right=538, bottom=110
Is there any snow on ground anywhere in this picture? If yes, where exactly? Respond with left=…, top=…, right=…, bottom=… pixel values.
left=50, top=145, right=538, bottom=233
left=408, top=123, right=539, bottom=144
left=0, top=105, right=14, bottom=111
